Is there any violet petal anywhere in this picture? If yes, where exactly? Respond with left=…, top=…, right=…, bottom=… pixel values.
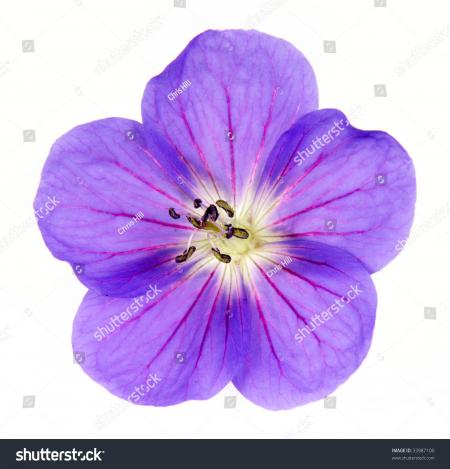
left=232, top=239, right=377, bottom=410
left=72, top=265, right=243, bottom=405
left=256, top=109, right=416, bottom=272
left=141, top=29, right=318, bottom=207
left=34, top=118, right=201, bottom=297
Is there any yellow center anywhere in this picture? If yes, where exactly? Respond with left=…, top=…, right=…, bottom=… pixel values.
left=213, top=217, right=265, bottom=263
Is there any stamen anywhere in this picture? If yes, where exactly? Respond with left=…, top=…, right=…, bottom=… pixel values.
left=202, top=204, right=219, bottom=223
left=224, top=224, right=249, bottom=239
left=202, top=221, right=222, bottom=233
left=186, top=232, right=194, bottom=250
left=169, top=208, right=180, bottom=219
left=225, top=225, right=234, bottom=239
left=175, top=246, right=196, bottom=263
left=207, top=232, right=218, bottom=250
left=171, top=196, right=251, bottom=266
left=231, top=227, right=249, bottom=239
left=216, top=200, right=234, bottom=218
left=211, top=247, right=231, bottom=264
left=187, top=216, right=203, bottom=229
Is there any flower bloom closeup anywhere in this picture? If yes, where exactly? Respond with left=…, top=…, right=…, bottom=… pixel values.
left=34, top=30, right=416, bottom=410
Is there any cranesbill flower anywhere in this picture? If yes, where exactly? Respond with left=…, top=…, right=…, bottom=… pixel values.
left=34, top=30, right=415, bottom=410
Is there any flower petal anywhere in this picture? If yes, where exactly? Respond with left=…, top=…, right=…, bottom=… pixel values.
left=256, top=109, right=416, bottom=273
left=141, top=29, right=318, bottom=207
left=233, top=240, right=377, bottom=410
left=72, top=263, right=243, bottom=406
left=34, top=117, right=202, bottom=297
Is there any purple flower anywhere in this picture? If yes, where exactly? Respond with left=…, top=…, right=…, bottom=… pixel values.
left=34, top=30, right=415, bottom=410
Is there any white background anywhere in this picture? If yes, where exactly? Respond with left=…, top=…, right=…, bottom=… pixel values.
left=0, top=0, right=449, bottom=439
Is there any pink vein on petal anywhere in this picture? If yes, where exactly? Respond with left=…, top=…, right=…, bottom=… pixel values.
left=63, top=205, right=194, bottom=231
left=252, top=259, right=321, bottom=344
left=249, top=277, right=284, bottom=374
left=178, top=104, right=221, bottom=198
left=144, top=266, right=218, bottom=370
left=224, top=87, right=237, bottom=206
left=248, top=86, right=277, bottom=186
left=268, top=188, right=362, bottom=227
